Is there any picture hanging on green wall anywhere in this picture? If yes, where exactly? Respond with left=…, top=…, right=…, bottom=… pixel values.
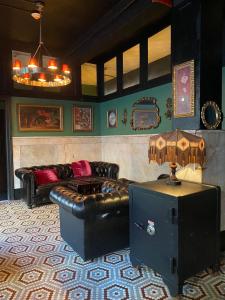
left=17, top=104, right=63, bottom=132
left=107, top=109, right=118, bottom=128
left=73, top=105, right=93, bottom=132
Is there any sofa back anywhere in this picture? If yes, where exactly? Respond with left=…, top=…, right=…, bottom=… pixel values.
left=15, top=161, right=119, bottom=182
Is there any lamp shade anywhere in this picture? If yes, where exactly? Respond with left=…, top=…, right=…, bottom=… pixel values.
left=149, top=130, right=206, bottom=167
left=28, top=57, right=38, bottom=68
left=38, top=73, right=46, bottom=82
left=12, top=59, right=22, bottom=70
left=62, top=64, right=70, bottom=74
left=48, top=59, right=58, bottom=70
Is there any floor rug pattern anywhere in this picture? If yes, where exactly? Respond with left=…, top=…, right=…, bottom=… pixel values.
left=0, top=200, right=225, bottom=300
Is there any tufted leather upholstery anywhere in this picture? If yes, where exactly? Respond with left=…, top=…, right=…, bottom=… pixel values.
left=49, top=178, right=133, bottom=260
left=15, top=162, right=119, bottom=208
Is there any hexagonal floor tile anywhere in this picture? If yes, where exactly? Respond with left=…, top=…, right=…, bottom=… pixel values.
left=53, top=268, right=76, bottom=283
left=87, top=267, right=109, bottom=283
left=13, top=255, right=35, bottom=267
left=104, top=284, right=130, bottom=300
left=141, top=283, right=168, bottom=300
left=0, top=270, right=10, bottom=283
left=36, top=244, right=55, bottom=253
left=5, top=235, right=23, bottom=243
left=183, top=283, right=206, bottom=299
left=30, top=235, right=48, bottom=243
left=43, top=255, right=65, bottom=267
left=18, top=269, right=43, bottom=284
left=120, top=266, right=143, bottom=282
left=66, top=285, right=91, bottom=300
left=104, top=253, right=124, bottom=265
left=25, top=287, right=54, bottom=300
left=0, top=288, right=16, bottom=300
left=9, top=245, right=28, bottom=254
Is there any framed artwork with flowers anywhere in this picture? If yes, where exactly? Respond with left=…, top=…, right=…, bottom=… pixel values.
left=173, top=60, right=195, bottom=118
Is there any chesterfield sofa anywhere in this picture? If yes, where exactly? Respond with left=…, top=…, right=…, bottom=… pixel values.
left=15, top=161, right=119, bottom=208
left=49, top=178, right=133, bottom=260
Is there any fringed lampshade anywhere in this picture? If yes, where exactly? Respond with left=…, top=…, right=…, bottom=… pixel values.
left=148, top=129, right=206, bottom=185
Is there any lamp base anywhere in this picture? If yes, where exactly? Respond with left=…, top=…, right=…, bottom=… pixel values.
left=167, top=162, right=181, bottom=186
left=166, top=178, right=181, bottom=186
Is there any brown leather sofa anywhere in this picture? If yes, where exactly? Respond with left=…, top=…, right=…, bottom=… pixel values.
left=15, top=161, right=119, bottom=208
left=49, top=178, right=133, bottom=260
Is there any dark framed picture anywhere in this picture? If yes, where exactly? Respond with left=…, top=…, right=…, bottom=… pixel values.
left=17, top=104, right=63, bottom=131
left=73, top=105, right=93, bottom=131
left=107, top=109, right=118, bottom=128
left=173, top=59, right=195, bottom=118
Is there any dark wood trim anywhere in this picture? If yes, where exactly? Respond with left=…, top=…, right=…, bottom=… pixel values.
left=1, top=96, right=14, bottom=200
left=94, top=17, right=171, bottom=102
left=101, top=74, right=171, bottom=102
left=220, top=230, right=225, bottom=251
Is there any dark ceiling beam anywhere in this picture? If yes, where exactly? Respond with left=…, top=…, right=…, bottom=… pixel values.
left=0, top=2, right=30, bottom=12
left=65, top=0, right=168, bottom=64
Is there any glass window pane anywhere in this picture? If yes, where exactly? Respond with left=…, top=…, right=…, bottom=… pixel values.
left=104, top=57, right=117, bottom=95
left=123, top=44, right=140, bottom=89
left=148, top=26, right=171, bottom=80
left=81, top=63, right=97, bottom=96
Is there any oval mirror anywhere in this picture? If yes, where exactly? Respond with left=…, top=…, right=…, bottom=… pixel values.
left=201, top=101, right=222, bottom=129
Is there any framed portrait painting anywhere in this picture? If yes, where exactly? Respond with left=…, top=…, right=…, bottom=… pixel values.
left=17, top=104, right=63, bottom=131
left=73, top=105, right=93, bottom=131
left=173, top=60, right=195, bottom=118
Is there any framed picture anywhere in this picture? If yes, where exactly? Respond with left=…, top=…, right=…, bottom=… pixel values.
left=73, top=105, right=93, bottom=131
left=131, top=109, right=160, bottom=130
left=173, top=59, right=195, bottom=118
left=107, top=109, right=118, bottom=128
left=17, top=104, right=63, bottom=131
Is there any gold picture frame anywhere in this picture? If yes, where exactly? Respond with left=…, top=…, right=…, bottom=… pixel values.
left=73, top=105, right=93, bottom=132
left=173, top=59, right=195, bottom=118
left=17, top=104, right=63, bottom=131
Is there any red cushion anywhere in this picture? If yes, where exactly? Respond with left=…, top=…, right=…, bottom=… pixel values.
left=71, top=160, right=92, bottom=177
left=34, top=169, right=59, bottom=185
left=80, top=160, right=92, bottom=176
left=71, top=161, right=83, bottom=177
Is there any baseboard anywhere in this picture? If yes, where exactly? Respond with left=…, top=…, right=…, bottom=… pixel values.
left=14, top=188, right=24, bottom=200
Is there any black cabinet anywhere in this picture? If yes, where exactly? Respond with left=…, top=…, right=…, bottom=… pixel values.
left=129, top=179, right=220, bottom=297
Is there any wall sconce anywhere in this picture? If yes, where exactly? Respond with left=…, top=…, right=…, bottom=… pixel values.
left=122, top=109, right=127, bottom=126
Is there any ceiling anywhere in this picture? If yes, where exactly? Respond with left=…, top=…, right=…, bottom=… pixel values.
left=0, top=0, right=170, bottom=63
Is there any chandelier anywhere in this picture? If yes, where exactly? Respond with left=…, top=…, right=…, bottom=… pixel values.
left=12, top=1, right=71, bottom=88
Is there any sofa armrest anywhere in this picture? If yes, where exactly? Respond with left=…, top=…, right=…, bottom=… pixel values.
left=89, top=161, right=119, bottom=179
left=50, top=185, right=128, bottom=219
left=15, top=168, right=36, bottom=208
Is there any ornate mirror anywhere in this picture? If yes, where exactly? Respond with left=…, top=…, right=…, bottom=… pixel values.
left=130, top=97, right=160, bottom=130
left=201, top=101, right=222, bottom=129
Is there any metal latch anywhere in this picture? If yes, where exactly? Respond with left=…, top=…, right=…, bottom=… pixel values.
left=147, top=220, right=155, bottom=236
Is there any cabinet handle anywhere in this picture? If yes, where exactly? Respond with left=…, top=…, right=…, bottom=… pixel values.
left=171, top=208, right=178, bottom=224
left=134, top=222, right=144, bottom=230
left=170, top=257, right=177, bottom=274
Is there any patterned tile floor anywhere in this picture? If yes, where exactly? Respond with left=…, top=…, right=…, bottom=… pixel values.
left=0, top=200, right=225, bottom=300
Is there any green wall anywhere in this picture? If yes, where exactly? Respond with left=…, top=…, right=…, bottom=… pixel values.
left=100, top=83, right=172, bottom=135
left=11, top=97, right=101, bottom=137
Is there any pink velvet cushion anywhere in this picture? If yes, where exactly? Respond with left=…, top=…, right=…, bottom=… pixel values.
left=34, top=169, right=59, bottom=185
left=71, top=160, right=92, bottom=177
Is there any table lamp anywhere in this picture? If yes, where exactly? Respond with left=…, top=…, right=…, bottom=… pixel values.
left=148, top=129, right=206, bottom=185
